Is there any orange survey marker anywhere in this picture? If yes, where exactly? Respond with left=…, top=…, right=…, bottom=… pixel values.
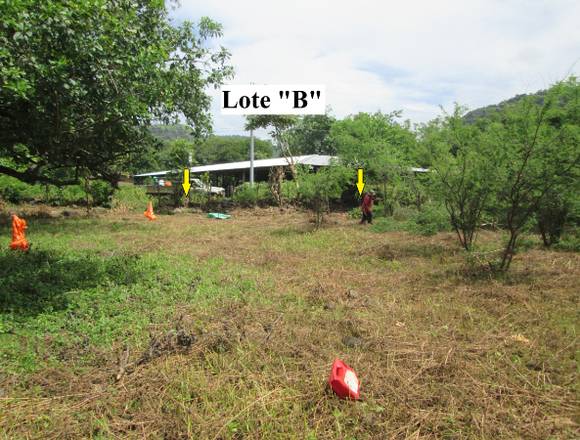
left=10, top=214, right=30, bottom=251
left=144, top=201, right=157, bottom=221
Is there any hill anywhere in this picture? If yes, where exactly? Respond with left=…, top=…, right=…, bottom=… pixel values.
left=463, top=90, right=546, bottom=123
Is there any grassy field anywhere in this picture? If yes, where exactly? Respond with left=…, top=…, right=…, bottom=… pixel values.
left=0, top=207, right=578, bottom=439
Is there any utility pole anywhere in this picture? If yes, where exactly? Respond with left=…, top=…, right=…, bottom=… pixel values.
left=250, top=128, right=255, bottom=186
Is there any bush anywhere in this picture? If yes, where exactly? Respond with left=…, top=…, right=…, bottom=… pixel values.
left=297, top=166, right=350, bottom=228
left=0, top=175, right=114, bottom=207
left=111, top=185, right=149, bottom=211
left=408, top=203, right=450, bottom=236
left=0, top=175, right=43, bottom=203
left=280, top=180, right=299, bottom=203
left=554, top=228, right=580, bottom=252
left=87, top=180, right=114, bottom=207
left=370, top=217, right=405, bottom=233
left=232, top=182, right=273, bottom=207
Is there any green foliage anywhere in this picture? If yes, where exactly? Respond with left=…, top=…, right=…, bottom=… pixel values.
left=553, top=229, right=580, bottom=252
left=487, top=77, right=580, bottom=270
left=232, top=183, right=273, bottom=207
left=368, top=204, right=448, bottom=236
left=85, top=180, right=114, bottom=207
left=288, top=113, right=336, bottom=155
left=407, top=203, right=450, bottom=236
left=425, top=105, right=500, bottom=249
left=296, top=165, right=350, bottom=228
left=111, top=185, right=149, bottom=211
left=246, top=116, right=299, bottom=160
left=536, top=188, right=573, bottom=246
left=331, top=111, right=415, bottom=177
left=0, top=1, right=232, bottom=185
left=0, top=174, right=42, bottom=203
left=423, top=77, right=580, bottom=270
left=157, top=139, right=196, bottom=170
left=332, top=111, right=419, bottom=215
left=196, top=135, right=273, bottom=165
left=370, top=217, right=406, bottom=233
left=129, top=132, right=275, bottom=174
left=0, top=174, right=114, bottom=206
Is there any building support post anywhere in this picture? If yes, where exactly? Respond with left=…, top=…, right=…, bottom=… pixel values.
left=250, top=129, right=255, bottom=186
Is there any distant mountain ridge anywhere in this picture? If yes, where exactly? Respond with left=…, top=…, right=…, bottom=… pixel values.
left=463, top=89, right=546, bottom=123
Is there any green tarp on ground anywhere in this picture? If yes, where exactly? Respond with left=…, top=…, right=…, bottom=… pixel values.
left=207, top=212, right=231, bottom=219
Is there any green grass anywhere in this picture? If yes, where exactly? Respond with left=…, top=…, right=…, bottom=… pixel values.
left=0, top=246, right=259, bottom=375
left=0, top=208, right=578, bottom=439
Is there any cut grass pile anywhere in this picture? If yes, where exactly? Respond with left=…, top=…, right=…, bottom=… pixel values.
left=1, top=208, right=578, bottom=439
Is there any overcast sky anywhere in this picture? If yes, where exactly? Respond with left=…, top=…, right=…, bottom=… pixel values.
left=174, top=0, right=580, bottom=137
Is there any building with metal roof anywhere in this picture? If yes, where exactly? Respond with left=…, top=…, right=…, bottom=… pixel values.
left=133, top=154, right=337, bottom=185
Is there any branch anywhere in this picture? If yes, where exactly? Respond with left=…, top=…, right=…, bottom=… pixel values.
left=0, top=164, right=79, bottom=186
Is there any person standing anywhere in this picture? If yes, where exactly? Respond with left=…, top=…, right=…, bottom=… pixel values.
left=360, top=190, right=375, bottom=224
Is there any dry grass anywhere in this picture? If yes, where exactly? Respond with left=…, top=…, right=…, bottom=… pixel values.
left=1, top=208, right=578, bottom=439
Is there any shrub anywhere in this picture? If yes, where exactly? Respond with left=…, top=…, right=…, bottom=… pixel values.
left=370, top=217, right=405, bottom=233
left=232, top=182, right=272, bottom=207
left=0, top=175, right=42, bottom=203
left=554, top=228, right=580, bottom=252
left=87, top=180, right=114, bottom=207
left=408, top=203, right=450, bottom=236
left=111, top=185, right=149, bottom=211
left=297, top=165, right=350, bottom=228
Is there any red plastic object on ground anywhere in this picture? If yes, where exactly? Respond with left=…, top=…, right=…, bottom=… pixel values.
left=144, top=201, right=156, bottom=221
left=10, top=214, right=29, bottom=251
left=328, top=358, right=360, bottom=400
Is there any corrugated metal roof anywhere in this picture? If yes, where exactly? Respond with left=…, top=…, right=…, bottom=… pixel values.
left=133, top=155, right=336, bottom=177
left=133, top=155, right=428, bottom=178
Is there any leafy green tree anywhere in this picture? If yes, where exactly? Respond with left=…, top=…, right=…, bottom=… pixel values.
left=288, top=113, right=336, bottom=155
left=245, top=115, right=299, bottom=177
left=157, top=139, right=196, bottom=170
left=535, top=186, right=576, bottom=247
left=425, top=105, right=500, bottom=250
left=487, top=77, right=579, bottom=270
left=331, top=111, right=416, bottom=213
left=296, top=164, right=350, bottom=228
left=196, top=135, right=273, bottom=164
left=0, top=0, right=232, bottom=186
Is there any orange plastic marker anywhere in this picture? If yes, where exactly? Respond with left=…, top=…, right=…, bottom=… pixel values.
left=144, top=201, right=157, bottom=221
left=10, top=214, right=29, bottom=251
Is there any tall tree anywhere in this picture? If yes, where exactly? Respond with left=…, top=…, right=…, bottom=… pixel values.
left=288, top=113, right=336, bottom=155
left=331, top=111, right=416, bottom=212
left=488, top=77, right=579, bottom=270
left=196, top=135, right=273, bottom=165
left=425, top=105, right=501, bottom=250
left=0, top=0, right=233, bottom=186
left=245, top=115, right=299, bottom=177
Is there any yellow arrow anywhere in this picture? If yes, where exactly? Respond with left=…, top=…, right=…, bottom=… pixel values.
left=356, top=168, right=365, bottom=195
left=182, top=168, right=191, bottom=197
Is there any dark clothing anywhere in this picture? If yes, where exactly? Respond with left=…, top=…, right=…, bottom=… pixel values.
left=360, top=211, right=373, bottom=224
left=360, top=193, right=374, bottom=224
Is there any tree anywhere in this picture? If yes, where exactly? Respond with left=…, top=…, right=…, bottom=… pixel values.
left=0, top=0, right=233, bottom=186
left=296, top=164, right=350, bottom=229
left=196, top=135, right=273, bottom=164
left=245, top=115, right=299, bottom=177
left=488, top=77, right=579, bottom=270
left=158, top=139, right=196, bottom=171
left=288, top=113, right=336, bottom=155
left=425, top=105, right=500, bottom=250
left=331, top=111, right=416, bottom=214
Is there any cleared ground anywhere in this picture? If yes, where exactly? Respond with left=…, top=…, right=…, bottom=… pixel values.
left=1, top=208, right=578, bottom=439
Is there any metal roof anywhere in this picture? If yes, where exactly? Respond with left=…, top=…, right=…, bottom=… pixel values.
left=133, top=155, right=336, bottom=177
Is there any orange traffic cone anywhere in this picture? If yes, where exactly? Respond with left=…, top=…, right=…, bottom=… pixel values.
left=10, top=214, right=30, bottom=251
left=144, top=201, right=156, bottom=221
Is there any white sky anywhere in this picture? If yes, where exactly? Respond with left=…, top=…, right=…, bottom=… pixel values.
left=174, top=0, right=580, bottom=136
